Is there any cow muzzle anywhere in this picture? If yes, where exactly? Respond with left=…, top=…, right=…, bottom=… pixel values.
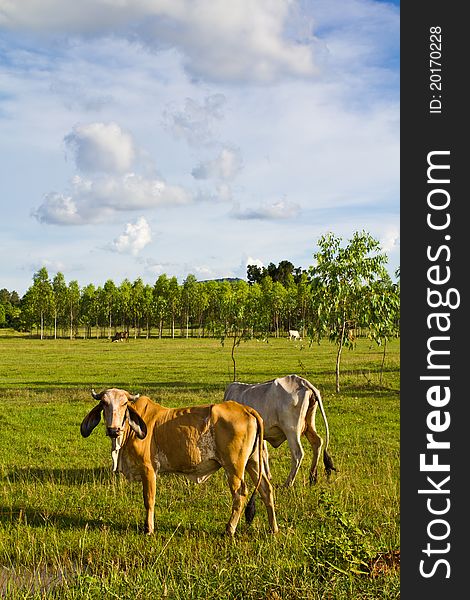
left=106, top=427, right=121, bottom=438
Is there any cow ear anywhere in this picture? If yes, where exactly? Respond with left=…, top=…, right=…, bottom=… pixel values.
left=80, top=404, right=103, bottom=437
left=127, top=405, right=147, bottom=439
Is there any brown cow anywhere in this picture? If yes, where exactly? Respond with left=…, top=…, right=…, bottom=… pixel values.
left=111, top=331, right=129, bottom=342
left=80, top=388, right=278, bottom=536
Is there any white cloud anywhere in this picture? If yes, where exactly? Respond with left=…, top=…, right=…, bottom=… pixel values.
left=193, top=265, right=214, bottom=279
left=64, top=122, right=135, bottom=174
left=215, top=184, right=233, bottom=203
left=155, top=0, right=318, bottom=83
left=245, top=256, right=264, bottom=269
left=34, top=173, right=191, bottom=225
left=379, top=227, right=400, bottom=254
left=163, top=95, right=226, bottom=146
left=232, top=199, right=301, bottom=220
left=143, top=259, right=169, bottom=276
left=0, top=1, right=318, bottom=83
left=33, top=193, right=82, bottom=225
left=192, top=147, right=243, bottom=181
left=110, top=217, right=152, bottom=256
left=29, top=257, right=66, bottom=274
left=32, top=121, right=193, bottom=224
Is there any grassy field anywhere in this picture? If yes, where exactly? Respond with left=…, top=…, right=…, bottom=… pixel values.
left=0, top=335, right=400, bottom=599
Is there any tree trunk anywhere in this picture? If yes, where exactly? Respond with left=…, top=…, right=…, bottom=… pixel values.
left=336, top=321, right=347, bottom=393
left=231, top=335, right=237, bottom=381
left=380, top=339, right=388, bottom=385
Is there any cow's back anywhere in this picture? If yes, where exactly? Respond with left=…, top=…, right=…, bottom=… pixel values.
left=224, top=380, right=282, bottom=436
left=224, top=377, right=299, bottom=416
left=119, top=399, right=260, bottom=481
left=225, top=378, right=277, bottom=401
left=211, top=400, right=259, bottom=439
left=224, top=375, right=313, bottom=445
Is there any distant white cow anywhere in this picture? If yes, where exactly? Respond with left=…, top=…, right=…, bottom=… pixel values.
left=224, top=374, right=336, bottom=487
left=288, top=329, right=301, bottom=341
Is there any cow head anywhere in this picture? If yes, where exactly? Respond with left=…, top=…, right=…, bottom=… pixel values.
left=80, top=388, right=147, bottom=440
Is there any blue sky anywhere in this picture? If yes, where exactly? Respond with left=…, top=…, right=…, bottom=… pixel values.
left=0, top=0, right=399, bottom=295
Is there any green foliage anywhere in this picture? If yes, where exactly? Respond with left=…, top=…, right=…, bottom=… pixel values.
left=247, top=259, right=307, bottom=286
left=305, top=490, right=375, bottom=578
left=309, top=232, right=395, bottom=393
left=67, top=280, right=81, bottom=339
left=52, top=272, right=68, bottom=338
left=20, top=267, right=54, bottom=338
left=0, top=289, right=21, bottom=330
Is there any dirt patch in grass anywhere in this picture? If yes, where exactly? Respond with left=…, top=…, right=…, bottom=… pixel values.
left=368, top=549, right=400, bottom=577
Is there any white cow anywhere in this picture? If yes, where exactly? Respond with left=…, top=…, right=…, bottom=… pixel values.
left=288, top=329, right=301, bottom=341
left=224, top=374, right=336, bottom=487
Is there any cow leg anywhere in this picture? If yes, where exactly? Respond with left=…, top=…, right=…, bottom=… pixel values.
left=304, top=426, right=323, bottom=485
left=141, top=465, right=156, bottom=534
left=262, top=440, right=272, bottom=480
left=246, top=460, right=279, bottom=534
left=304, top=403, right=323, bottom=484
left=283, top=429, right=304, bottom=488
left=225, top=473, right=248, bottom=536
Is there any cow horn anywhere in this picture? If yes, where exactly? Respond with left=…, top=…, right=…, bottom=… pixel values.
left=91, top=388, right=102, bottom=400
left=127, top=392, right=140, bottom=402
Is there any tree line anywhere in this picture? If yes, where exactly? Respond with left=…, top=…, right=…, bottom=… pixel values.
left=1, top=232, right=399, bottom=382
left=1, top=268, right=318, bottom=341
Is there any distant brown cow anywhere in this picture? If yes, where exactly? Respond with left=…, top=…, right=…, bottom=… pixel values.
left=80, top=388, right=278, bottom=536
left=111, top=331, right=129, bottom=342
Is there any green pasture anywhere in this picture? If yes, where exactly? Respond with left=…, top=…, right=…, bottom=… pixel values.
left=0, top=335, right=400, bottom=599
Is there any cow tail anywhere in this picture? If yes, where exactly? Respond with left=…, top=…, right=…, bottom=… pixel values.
left=306, top=382, right=337, bottom=479
left=244, top=407, right=264, bottom=525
